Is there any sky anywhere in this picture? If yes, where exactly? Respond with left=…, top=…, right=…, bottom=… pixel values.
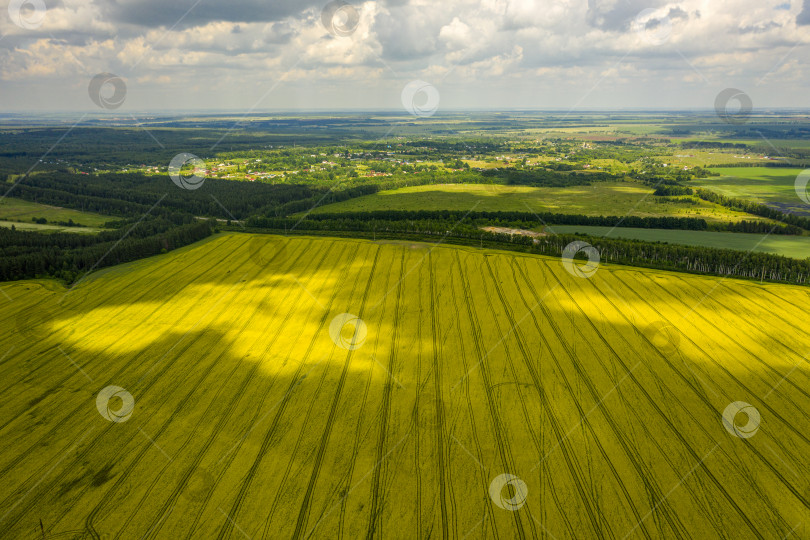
left=1, top=0, right=809, bottom=112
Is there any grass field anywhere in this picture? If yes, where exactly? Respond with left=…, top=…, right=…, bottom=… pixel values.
left=1, top=233, right=808, bottom=538
left=311, top=182, right=777, bottom=224
left=693, top=167, right=810, bottom=215
left=547, top=225, right=810, bottom=259
left=0, top=197, right=109, bottom=228
left=0, top=219, right=102, bottom=234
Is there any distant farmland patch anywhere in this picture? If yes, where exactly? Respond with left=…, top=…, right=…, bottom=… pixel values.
left=311, top=182, right=779, bottom=224
left=693, top=167, right=810, bottom=216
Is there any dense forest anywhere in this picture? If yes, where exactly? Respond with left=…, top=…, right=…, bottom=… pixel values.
left=0, top=219, right=214, bottom=282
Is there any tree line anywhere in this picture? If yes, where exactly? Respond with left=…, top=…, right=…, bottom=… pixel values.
left=693, top=187, right=810, bottom=230
left=0, top=219, right=214, bottom=283
left=307, top=209, right=718, bottom=232
left=243, top=216, right=810, bottom=285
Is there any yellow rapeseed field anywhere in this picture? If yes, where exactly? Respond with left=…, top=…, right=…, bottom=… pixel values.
left=0, top=232, right=808, bottom=538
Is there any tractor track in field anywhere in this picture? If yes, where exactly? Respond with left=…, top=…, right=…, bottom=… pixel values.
left=445, top=256, right=498, bottom=540
left=133, top=240, right=334, bottom=540
left=214, top=244, right=367, bottom=540
left=1, top=269, right=251, bottom=539
left=174, top=244, right=344, bottom=540
left=0, top=245, right=262, bottom=532
left=509, top=258, right=667, bottom=540
left=540, top=261, right=769, bottom=538
left=428, top=252, right=452, bottom=540
left=671, top=274, right=810, bottom=397
left=7, top=235, right=810, bottom=538
left=81, top=294, right=268, bottom=540
left=98, top=348, right=248, bottom=537
left=476, top=256, right=547, bottom=538
left=498, top=257, right=631, bottom=538
left=544, top=261, right=766, bottom=535
left=630, top=273, right=810, bottom=452
left=595, top=272, right=796, bottom=535
left=365, top=249, right=405, bottom=540
left=600, top=272, right=801, bottom=531
left=475, top=255, right=598, bottom=539
left=262, top=245, right=385, bottom=539
left=453, top=251, right=526, bottom=540
left=524, top=261, right=695, bottom=538
left=623, top=274, right=810, bottom=512
left=0, top=235, right=252, bottom=435
left=308, top=251, right=395, bottom=539
left=0, top=241, right=253, bottom=466
left=0, top=234, right=243, bottom=414
left=540, top=262, right=727, bottom=534
left=414, top=261, right=426, bottom=537
left=700, top=278, right=810, bottom=351
left=288, top=248, right=382, bottom=540
left=639, top=273, right=810, bottom=410
left=79, top=242, right=303, bottom=539
left=333, top=338, right=375, bottom=540
left=0, top=244, right=236, bottom=405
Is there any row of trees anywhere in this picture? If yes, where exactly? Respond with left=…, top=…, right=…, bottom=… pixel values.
left=0, top=219, right=214, bottom=282
left=694, top=187, right=810, bottom=230
left=308, top=209, right=802, bottom=234
left=309, top=210, right=709, bottom=231
left=244, top=216, right=810, bottom=285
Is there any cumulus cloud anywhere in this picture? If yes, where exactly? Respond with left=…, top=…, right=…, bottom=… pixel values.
left=103, top=0, right=322, bottom=29
left=799, top=0, right=810, bottom=24
left=0, top=0, right=808, bottom=110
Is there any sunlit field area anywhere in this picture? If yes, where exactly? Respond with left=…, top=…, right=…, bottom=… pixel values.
left=311, top=182, right=780, bottom=225
left=1, top=233, right=807, bottom=538
left=693, top=168, right=810, bottom=216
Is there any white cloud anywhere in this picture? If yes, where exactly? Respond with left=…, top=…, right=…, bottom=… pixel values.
left=0, top=0, right=808, bottom=109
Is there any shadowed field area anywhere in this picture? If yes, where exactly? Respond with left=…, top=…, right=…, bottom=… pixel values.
left=0, top=232, right=808, bottom=538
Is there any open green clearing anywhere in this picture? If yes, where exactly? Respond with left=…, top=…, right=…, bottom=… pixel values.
left=547, top=225, right=810, bottom=259
left=312, top=182, right=774, bottom=224
left=0, top=219, right=101, bottom=234
left=692, top=167, right=810, bottom=214
left=0, top=197, right=109, bottom=228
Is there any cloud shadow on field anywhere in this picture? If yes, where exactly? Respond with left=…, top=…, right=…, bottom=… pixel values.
left=0, top=234, right=809, bottom=538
